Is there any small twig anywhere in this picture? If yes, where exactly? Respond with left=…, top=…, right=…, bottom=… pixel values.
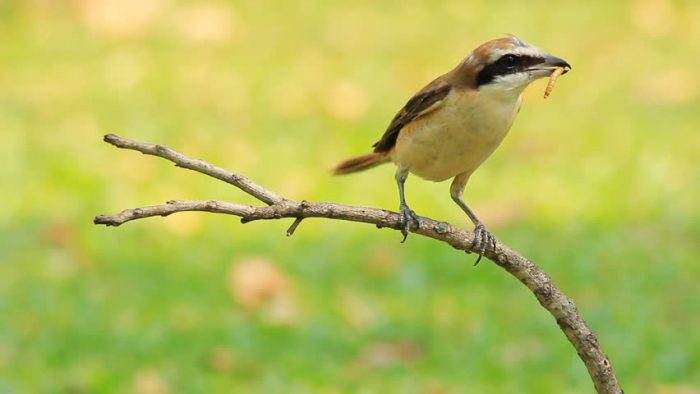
left=94, top=134, right=622, bottom=394
left=285, top=217, right=304, bottom=236
left=286, top=200, right=311, bottom=236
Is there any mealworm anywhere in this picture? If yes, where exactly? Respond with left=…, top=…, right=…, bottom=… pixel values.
left=544, top=67, right=565, bottom=99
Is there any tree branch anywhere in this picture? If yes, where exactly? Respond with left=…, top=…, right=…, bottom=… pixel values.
left=94, top=134, right=623, bottom=393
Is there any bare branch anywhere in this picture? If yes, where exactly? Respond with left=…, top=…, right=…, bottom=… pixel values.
left=103, top=134, right=283, bottom=205
left=94, top=134, right=622, bottom=394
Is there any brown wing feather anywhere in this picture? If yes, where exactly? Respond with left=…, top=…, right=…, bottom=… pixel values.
left=372, top=79, right=452, bottom=153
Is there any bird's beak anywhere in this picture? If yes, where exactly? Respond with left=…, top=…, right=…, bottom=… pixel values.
left=527, top=54, right=571, bottom=79
left=542, top=54, right=571, bottom=74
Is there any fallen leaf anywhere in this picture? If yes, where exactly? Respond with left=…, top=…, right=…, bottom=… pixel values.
left=228, top=256, right=290, bottom=309
left=228, top=256, right=302, bottom=325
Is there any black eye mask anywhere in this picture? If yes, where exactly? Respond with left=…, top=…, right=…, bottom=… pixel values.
left=476, top=54, right=545, bottom=87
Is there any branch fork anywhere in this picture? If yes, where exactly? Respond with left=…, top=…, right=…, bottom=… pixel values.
left=94, top=134, right=622, bottom=393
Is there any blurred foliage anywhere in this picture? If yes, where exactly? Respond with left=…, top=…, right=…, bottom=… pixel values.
left=1, top=0, right=699, bottom=392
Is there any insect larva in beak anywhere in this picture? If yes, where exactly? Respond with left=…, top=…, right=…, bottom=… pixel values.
left=544, top=67, right=565, bottom=99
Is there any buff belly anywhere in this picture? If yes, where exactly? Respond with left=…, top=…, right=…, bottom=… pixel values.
left=389, top=89, right=522, bottom=182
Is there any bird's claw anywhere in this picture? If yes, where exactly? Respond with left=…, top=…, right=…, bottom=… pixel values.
left=398, top=205, right=420, bottom=243
left=470, top=223, right=497, bottom=265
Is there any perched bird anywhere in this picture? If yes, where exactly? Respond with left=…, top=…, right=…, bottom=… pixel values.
left=334, top=36, right=570, bottom=261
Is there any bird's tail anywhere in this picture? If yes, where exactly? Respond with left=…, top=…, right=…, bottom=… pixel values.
left=333, top=152, right=390, bottom=175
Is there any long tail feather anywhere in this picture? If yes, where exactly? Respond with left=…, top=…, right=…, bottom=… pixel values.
left=333, top=152, right=389, bottom=175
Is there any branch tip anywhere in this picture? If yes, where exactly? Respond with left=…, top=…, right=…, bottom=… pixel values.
left=94, top=214, right=118, bottom=226
left=104, top=133, right=118, bottom=144
left=286, top=217, right=304, bottom=236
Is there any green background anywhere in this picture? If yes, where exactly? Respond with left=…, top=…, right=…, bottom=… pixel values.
left=1, top=0, right=698, bottom=392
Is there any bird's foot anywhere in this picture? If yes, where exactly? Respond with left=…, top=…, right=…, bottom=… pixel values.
left=470, top=223, right=497, bottom=265
left=398, top=205, right=420, bottom=243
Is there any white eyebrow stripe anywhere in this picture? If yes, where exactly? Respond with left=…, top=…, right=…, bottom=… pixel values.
left=488, top=45, right=543, bottom=64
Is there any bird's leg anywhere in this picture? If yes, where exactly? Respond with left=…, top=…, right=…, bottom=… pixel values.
left=450, top=174, right=497, bottom=264
left=395, top=167, right=419, bottom=243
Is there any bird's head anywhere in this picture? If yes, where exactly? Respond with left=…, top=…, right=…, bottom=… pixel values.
left=460, top=36, right=571, bottom=94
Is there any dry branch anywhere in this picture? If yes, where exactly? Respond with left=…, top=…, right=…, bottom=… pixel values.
left=94, top=134, right=622, bottom=394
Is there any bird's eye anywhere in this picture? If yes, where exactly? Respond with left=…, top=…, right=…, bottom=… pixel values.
left=502, top=54, right=517, bottom=67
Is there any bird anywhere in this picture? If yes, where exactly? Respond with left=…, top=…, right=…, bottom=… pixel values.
left=333, top=36, right=570, bottom=262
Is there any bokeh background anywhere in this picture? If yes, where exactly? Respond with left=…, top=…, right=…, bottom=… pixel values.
left=1, top=0, right=699, bottom=392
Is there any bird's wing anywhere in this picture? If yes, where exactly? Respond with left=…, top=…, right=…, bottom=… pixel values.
left=372, top=79, right=452, bottom=153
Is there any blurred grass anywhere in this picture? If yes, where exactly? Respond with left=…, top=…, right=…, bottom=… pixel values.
left=1, top=0, right=699, bottom=392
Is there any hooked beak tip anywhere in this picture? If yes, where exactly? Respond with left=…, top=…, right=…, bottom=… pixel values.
left=545, top=54, right=571, bottom=73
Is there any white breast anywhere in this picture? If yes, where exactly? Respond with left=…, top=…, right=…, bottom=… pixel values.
left=390, top=87, right=523, bottom=182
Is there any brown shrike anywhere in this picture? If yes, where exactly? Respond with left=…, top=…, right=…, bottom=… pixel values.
left=334, top=36, right=570, bottom=261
